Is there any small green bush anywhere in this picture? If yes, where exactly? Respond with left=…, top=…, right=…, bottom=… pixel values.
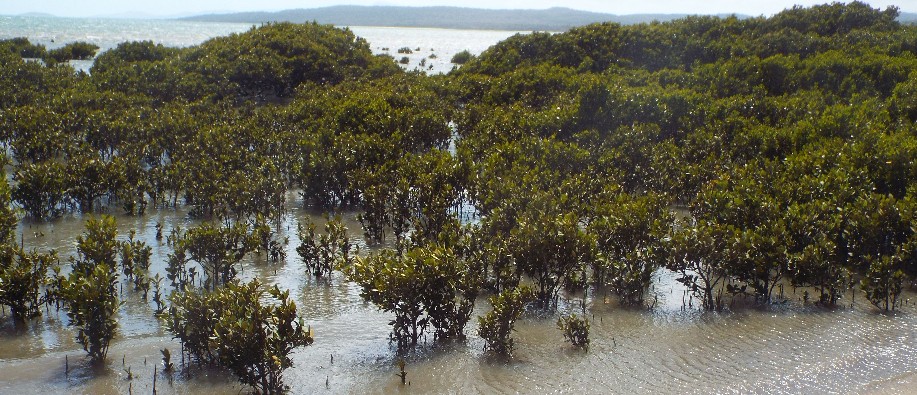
left=55, top=215, right=121, bottom=363
left=450, top=50, right=473, bottom=64
left=45, top=41, right=99, bottom=63
left=861, top=256, right=906, bottom=311
left=557, top=313, right=589, bottom=348
left=0, top=37, right=46, bottom=58
left=350, top=245, right=479, bottom=349
left=297, top=215, right=351, bottom=277
left=478, top=285, right=535, bottom=356
left=0, top=246, right=56, bottom=321
left=57, top=263, right=120, bottom=363
left=168, top=279, right=314, bottom=393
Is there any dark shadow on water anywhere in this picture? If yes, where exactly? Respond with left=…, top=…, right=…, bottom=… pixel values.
left=478, top=350, right=517, bottom=366
left=0, top=315, right=33, bottom=335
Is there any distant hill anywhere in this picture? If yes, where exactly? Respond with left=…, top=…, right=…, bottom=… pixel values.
left=900, top=12, right=917, bottom=24
left=17, top=12, right=57, bottom=18
left=180, top=6, right=741, bottom=31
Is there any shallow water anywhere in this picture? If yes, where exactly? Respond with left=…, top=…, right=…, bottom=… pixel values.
left=1, top=195, right=916, bottom=394
left=0, top=15, right=520, bottom=74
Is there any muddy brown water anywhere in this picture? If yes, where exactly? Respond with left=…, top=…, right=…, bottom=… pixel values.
left=1, top=200, right=916, bottom=394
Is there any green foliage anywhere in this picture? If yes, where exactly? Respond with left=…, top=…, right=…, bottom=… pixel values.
left=66, top=151, right=121, bottom=213
left=56, top=216, right=121, bottom=363
left=477, top=285, right=535, bottom=356
left=556, top=313, right=589, bottom=348
left=860, top=255, right=906, bottom=311
left=1, top=4, right=917, bottom=371
left=297, top=216, right=352, bottom=277
left=665, top=220, right=737, bottom=310
left=510, top=193, right=595, bottom=305
left=12, top=161, right=68, bottom=220
left=57, top=263, right=120, bottom=363
left=120, top=230, right=152, bottom=293
left=165, top=284, right=218, bottom=362
left=452, top=1, right=917, bottom=313
left=168, top=279, right=313, bottom=393
left=46, top=41, right=100, bottom=63
left=465, top=231, right=519, bottom=293
left=90, top=42, right=191, bottom=103
left=0, top=160, right=18, bottom=245
left=691, top=162, right=790, bottom=302
left=355, top=149, right=463, bottom=245
left=181, top=221, right=255, bottom=290
left=350, top=244, right=479, bottom=348
left=767, top=1, right=899, bottom=36
left=0, top=37, right=46, bottom=58
left=450, top=50, right=473, bottom=64
left=788, top=232, right=851, bottom=306
left=165, top=228, right=193, bottom=289
left=0, top=246, right=56, bottom=321
left=590, top=192, right=671, bottom=304
left=73, top=215, right=120, bottom=273
left=91, top=40, right=181, bottom=74
left=185, top=22, right=398, bottom=98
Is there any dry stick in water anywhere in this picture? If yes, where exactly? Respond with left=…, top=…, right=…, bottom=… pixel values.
left=397, top=359, right=407, bottom=385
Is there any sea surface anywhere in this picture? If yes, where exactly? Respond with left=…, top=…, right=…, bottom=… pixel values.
left=0, top=15, right=522, bottom=73
left=1, top=15, right=916, bottom=395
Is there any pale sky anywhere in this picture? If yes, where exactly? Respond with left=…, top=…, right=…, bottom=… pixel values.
left=1, top=1, right=915, bottom=18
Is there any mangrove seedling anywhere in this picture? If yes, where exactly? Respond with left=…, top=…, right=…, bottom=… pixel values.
left=557, top=313, right=590, bottom=348
left=478, top=285, right=535, bottom=356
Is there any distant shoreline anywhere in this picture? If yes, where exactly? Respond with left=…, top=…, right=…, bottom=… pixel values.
left=9, top=5, right=917, bottom=31
left=177, top=6, right=744, bottom=31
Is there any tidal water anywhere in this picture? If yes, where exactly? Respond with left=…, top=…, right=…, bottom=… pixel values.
left=0, top=195, right=915, bottom=394
left=0, top=15, right=521, bottom=73
left=0, top=15, right=915, bottom=395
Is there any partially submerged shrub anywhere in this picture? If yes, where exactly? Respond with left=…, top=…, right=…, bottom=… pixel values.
left=182, top=221, right=255, bottom=289
left=511, top=202, right=595, bottom=305
left=478, top=285, right=535, bottom=356
left=168, top=279, right=313, bottom=393
left=557, top=313, right=589, bottom=348
left=57, top=263, right=120, bottom=363
left=450, top=50, right=473, bottom=64
left=0, top=37, right=46, bottom=58
left=120, top=230, right=152, bottom=293
left=861, top=256, right=906, bottom=311
left=12, top=161, right=68, bottom=220
left=350, top=245, right=479, bottom=349
left=297, top=215, right=352, bottom=277
left=0, top=246, right=57, bottom=321
left=55, top=215, right=121, bottom=363
left=46, top=41, right=99, bottom=64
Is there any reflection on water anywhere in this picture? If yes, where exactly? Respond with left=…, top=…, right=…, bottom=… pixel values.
left=1, top=196, right=916, bottom=394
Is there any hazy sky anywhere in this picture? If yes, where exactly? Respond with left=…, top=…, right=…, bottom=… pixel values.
left=2, top=0, right=915, bottom=18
